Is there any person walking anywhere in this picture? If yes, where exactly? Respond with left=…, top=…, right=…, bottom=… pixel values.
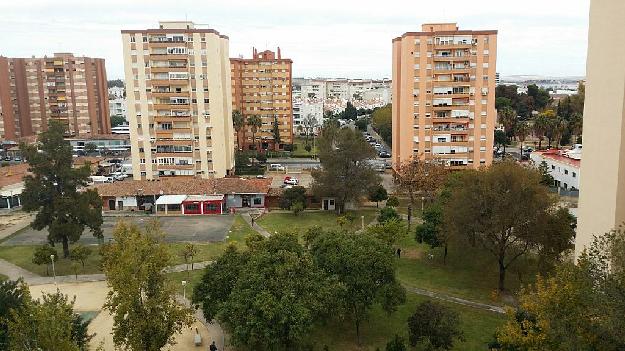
left=209, top=341, right=218, bottom=351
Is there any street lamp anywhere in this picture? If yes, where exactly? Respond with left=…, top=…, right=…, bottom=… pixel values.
left=421, top=196, right=425, bottom=212
left=182, top=280, right=187, bottom=301
left=361, top=215, right=365, bottom=230
left=50, top=254, right=56, bottom=287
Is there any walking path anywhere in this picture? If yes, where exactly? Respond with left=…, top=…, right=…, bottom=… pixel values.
left=0, top=259, right=213, bottom=286
left=240, top=211, right=272, bottom=237
left=403, top=285, right=505, bottom=314
left=0, top=213, right=33, bottom=241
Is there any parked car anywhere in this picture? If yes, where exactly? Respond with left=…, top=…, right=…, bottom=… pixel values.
left=269, top=163, right=286, bottom=172
left=374, top=143, right=382, bottom=148
left=3, top=156, right=11, bottom=161
left=379, top=151, right=391, bottom=158
left=256, top=174, right=267, bottom=179
left=111, top=172, right=129, bottom=181
left=13, top=156, right=22, bottom=162
left=284, top=176, right=299, bottom=185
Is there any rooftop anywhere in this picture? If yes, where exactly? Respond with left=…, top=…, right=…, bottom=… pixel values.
left=534, top=149, right=581, bottom=168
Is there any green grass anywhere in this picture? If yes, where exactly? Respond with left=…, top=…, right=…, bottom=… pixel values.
left=0, top=274, right=7, bottom=281
left=257, top=209, right=378, bottom=235
left=0, top=215, right=256, bottom=277
left=166, top=269, right=206, bottom=301
left=309, top=292, right=504, bottom=350
left=0, top=244, right=103, bottom=276
left=292, top=137, right=319, bottom=157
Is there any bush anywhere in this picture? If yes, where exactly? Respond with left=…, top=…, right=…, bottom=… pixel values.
left=408, top=301, right=463, bottom=350
left=378, top=207, right=400, bottom=223
left=32, top=245, right=58, bottom=276
left=280, top=186, right=307, bottom=210
left=386, top=196, right=400, bottom=208
left=70, top=244, right=92, bottom=268
left=304, top=144, right=312, bottom=152
left=386, top=334, right=407, bottom=351
left=292, top=202, right=304, bottom=216
left=256, top=153, right=267, bottom=163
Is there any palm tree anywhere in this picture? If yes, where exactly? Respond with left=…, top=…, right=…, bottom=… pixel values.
left=232, top=110, right=245, bottom=150
left=515, top=121, right=530, bottom=160
left=247, top=115, right=262, bottom=151
left=497, top=106, right=517, bottom=154
left=552, top=117, right=568, bottom=148
left=532, top=111, right=552, bottom=150
left=569, top=113, right=583, bottom=143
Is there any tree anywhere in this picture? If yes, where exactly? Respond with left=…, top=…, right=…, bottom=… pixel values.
left=279, top=186, right=307, bottom=210
left=355, top=117, right=368, bottom=131
left=371, top=104, right=392, bottom=146
left=20, top=121, right=103, bottom=258
left=100, top=221, right=193, bottom=351
left=395, top=157, right=447, bottom=208
left=527, top=84, right=551, bottom=111
left=367, top=218, right=407, bottom=246
left=386, top=196, right=400, bottom=208
left=537, top=160, right=554, bottom=187
left=291, top=201, right=304, bottom=216
left=272, top=116, right=281, bottom=150
left=443, top=161, right=573, bottom=291
left=415, top=204, right=452, bottom=263
left=69, top=244, right=91, bottom=268
left=110, top=116, right=126, bottom=128
left=0, top=279, right=29, bottom=351
left=378, top=206, right=400, bottom=224
left=515, top=121, right=530, bottom=159
left=368, top=184, right=388, bottom=207
left=302, top=114, right=319, bottom=145
left=32, top=245, right=58, bottom=276
left=232, top=110, right=245, bottom=150
left=310, top=229, right=406, bottom=344
left=407, top=300, right=464, bottom=350
left=180, top=243, right=197, bottom=274
left=343, top=101, right=358, bottom=120
left=246, top=115, right=262, bottom=151
left=496, top=228, right=625, bottom=350
left=8, top=291, right=92, bottom=351
left=498, top=106, right=517, bottom=151
left=107, top=79, right=124, bottom=88
left=494, top=130, right=509, bottom=153
left=386, top=335, right=407, bottom=351
left=193, top=234, right=339, bottom=349
left=311, top=128, right=381, bottom=213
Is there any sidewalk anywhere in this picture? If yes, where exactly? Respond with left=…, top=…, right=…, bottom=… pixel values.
left=240, top=212, right=272, bottom=237
left=403, top=284, right=505, bottom=314
left=0, top=213, right=34, bottom=241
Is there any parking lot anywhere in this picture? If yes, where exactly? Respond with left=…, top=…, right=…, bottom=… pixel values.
left=1, top=215, right=234, bottom=246
left=269, top=171, right=314, bottom=188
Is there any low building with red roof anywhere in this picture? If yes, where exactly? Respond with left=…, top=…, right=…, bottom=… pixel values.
left=530, top=145, right=581, bottom=192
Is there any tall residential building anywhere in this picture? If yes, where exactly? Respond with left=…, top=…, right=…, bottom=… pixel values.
left=0, top=53, right=110, bottom=140
left=121, top=21, right=235, bottom=180
left=392, top=23, right=497, bottom=169
left=576, top=0, right=625, bottom=257
left=231, top=48, right=293, bottom=151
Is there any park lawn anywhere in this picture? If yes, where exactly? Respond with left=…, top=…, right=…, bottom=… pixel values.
left=307, top=292, right=505, bottom=351
left=395, top=237, right=536, bottom=305
left=0, top=273, right=7, bottom=281
left=166, top=269, right=205, bottom=301
left=167, top=214, right=255, bottom=265
left=257, top=209, right=378, bottom=236
left=0, top=244, right=103, bottom=276
left=292, top=137, right=319, bottom=157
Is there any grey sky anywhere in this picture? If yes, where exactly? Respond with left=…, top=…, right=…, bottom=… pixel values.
left=0, top=0, right=590, bottom=80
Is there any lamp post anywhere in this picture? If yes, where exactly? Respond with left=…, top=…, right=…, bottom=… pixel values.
left=421, top=196, right=425, bottom=212
left=361, top=215, right=365, bottom=230
left=50, top=254, right=57, bottom=287
left=182, top=280, right=187, bottom=301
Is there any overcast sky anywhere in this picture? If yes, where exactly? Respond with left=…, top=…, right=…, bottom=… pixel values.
left=0, top=0, right=590, bottom=80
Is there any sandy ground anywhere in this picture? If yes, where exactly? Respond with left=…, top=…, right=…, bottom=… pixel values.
left=29, top=281, right=224, bottom=351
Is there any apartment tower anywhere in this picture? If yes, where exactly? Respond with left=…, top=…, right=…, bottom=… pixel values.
left=576, top=0, right=625, bottom=257
left=121, top=21, right=235, bottom=179
left=231, top=48, right=293, bottom=151
left=0, top=53, right=110, bottom=140
left=392, top=23, right=497, bottom=169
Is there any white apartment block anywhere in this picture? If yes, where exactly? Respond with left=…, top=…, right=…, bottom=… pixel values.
left=530, top=146, right=581, bottom=191
left=108, top=86, right=125, bottom=99
left=109, top=97, right=127, bottom=119
left=293, top=96, right=323, bottom=135
left=121, top=21, right=235, bottom=180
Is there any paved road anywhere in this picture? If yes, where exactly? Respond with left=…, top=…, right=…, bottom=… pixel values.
left=1, top=215, right=234, bottom=246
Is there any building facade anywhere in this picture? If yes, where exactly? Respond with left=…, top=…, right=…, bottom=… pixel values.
left=121, top=21, right=235, bottom=180
left=0, top=53, right=110, bottom=140
left=576, top=0, right=625, bottom=257
left=231, top=48, right=293, bottom=150
left=392, top=23, right=497, bottom=169
left=530, top=147, right=581, bottom=191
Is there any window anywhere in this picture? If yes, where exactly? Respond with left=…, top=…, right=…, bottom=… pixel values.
left=130, top=36, right=136, bottom=43
left=572, top=172, right=577, bottom=178
left=253, top=197, right=262, bottom=205
left=551, top=165, right=555, bottom=170
left=564, top=170, right=569, bottom=175
left=483, top=63, right=489, bottom=68
left=484, top=49, right=489, bottom=55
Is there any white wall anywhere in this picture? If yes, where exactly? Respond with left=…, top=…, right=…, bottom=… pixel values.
left=530, top=153, right=580, bottom=190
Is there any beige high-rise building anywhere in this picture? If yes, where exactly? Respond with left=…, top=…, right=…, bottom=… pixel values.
left=576, top=0, right=625, bottom=257
left=121, top=21, right=235, bottom=179
left=392, top=23, right=497, bottom=169
left=0, top=53, right=110, bottom=140
left=231, top=48, right=293, bottom=151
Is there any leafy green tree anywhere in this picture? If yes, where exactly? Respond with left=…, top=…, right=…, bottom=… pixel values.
left=527, top=84, right=551, bottom=111
left=497, top=227, right=625, bottom=350
left=386, top=196, right=400, bottom=208
left=8, top=291, right=92, bottom=351
left=272, top=116, right=281, bottom=150
left=378, top=206, right=400, bottom=224
left=312, top=128, right=380, bottom=213
left=537, top=161, right=554, bottom=187
left=343, top=101, right=358, bottom=120
left=355, top=117, right=368, bottom=131
left=110, top=116, right=126, bottom=128
left=194, top=234, right=339, bottom=349
left=291, top=201, right=304, bottom=216
left=494, top=130, right=509, bottom=153
left=246, top=115, right=262, bottom=151
left=84, top=143, right=98, bottom=155
left=279, top=186, right=307, bottom=210
left=498, top=106, right=517, bottom=149
left=69, top=244, right=91, bottom=268
left=515, top=121, right=531, bottom=158
left=395, top=157, right=447, bottom=208
left=100, top=221, right=193, bottom=351
left=32, top=245, right=58, bottom=276
left=107, top=79, right=124, bottom=88
left=415, top=205, right=453, bottom=263
left=368, top=185, right=388, bottom=208
left=371, top=104, right=392, bottom=146
left=0, top=279, right=29, bottom=351
left=232, top=110, right=245, bottom=150
left=386, top=334, right=407, bottom=351
left=367, top=218, right=407, bottom=246
left=533, top=111, right=553, bottom=149
left=310, top=229, right=406, bottom=344
left=407, top=300, right=464, bottom=350
left=443, top=161, right=573, bottom=291
left=20, top=121, right=103, bottom=258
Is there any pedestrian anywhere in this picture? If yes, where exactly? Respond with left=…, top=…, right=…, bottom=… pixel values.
left=209, top=341, right=217, bottom=351
left=251, top=215, right=255, bottom=226
left=396, top=248, right=401, bottom=258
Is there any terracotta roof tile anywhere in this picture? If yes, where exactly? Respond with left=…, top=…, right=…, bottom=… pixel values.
left=0, top=164, right=29, bottom=189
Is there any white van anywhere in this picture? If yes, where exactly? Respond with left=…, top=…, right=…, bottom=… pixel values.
left=90, top=175, right=114, bottom=184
